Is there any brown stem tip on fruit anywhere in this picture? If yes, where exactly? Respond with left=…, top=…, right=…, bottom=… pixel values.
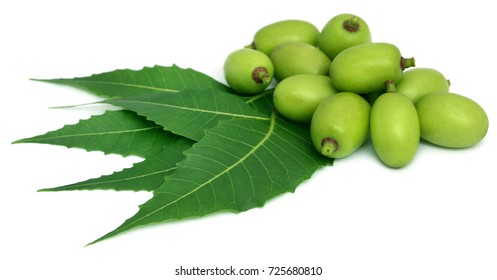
left=321, top=137, right=339, bottom=157
left=384, top=79, right=396, bottom=92
left=252, top=67, right=271, bottom=84
left=343, top=16, right=360, bottom=32
left=401, top=57, right=416, bottom=70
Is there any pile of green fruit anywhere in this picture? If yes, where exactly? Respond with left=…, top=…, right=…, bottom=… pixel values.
left=223, top=14, right=489, bottom=168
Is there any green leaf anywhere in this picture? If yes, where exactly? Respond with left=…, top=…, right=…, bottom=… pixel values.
left=32, top=65, right=232, bottom=98
left=102, top=89, right=270, bottom=141
left=24, top=64, right=333, bottom=245
left=243, top=89, right=275, bottom=115
left=13, top=110, right=176, bottom=158
left=89, top=113, right=332, bottom=245
left=38, top=137, right=194, bottom=192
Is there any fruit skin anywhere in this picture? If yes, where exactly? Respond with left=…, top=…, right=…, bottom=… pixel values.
left=223, top=48, right=274, bottom=95
left=318, top=13, right=372, bottom=61
left=273, top=74, right=337, bottom=123
left=370, top=92, right=420, bottom=168
left=250, top=19, right=319, bottom=56
left=310, top=92, right=371, bottom=158
left=329, top=42, right=415, bottom=94
left=270, top=42, right=331, bottom=81
left=416, top=92, right=489, bottom=148
left=396, top=68, right=450, bottom=103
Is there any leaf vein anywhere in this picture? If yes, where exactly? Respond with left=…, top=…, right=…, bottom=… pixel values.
left=110, top=100, right=270, bottom=121
left=130, top=113, right=275, bottom=229
left=69, top=79, right=180, bottom=93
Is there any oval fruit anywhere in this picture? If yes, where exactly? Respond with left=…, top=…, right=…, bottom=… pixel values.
left=273, top=74, right=337, bottom=123
left=416, top=92, right=489, bottom=148
left=318, top=13, right=372, bottom=61
left=223, top=48, right=274, bottom=95
left=270, top=42, right=331, bottom=81
left=370, top=92, right=420, bottom=168
left=249, top=19, right=319, bottom=56
left=396, top=68, right=450, bottom=103
left=329, top=42, right=415, bottom=94
left=310, top=92, right=371, bottom=158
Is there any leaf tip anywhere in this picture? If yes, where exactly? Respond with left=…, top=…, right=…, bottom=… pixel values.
left=11, top=138, right=34, bottom=145
left=85, top=231, right=115, bottom=247
left=84, top=240, right=97, bottom=247
left=29, top=77, right=57, bottom=83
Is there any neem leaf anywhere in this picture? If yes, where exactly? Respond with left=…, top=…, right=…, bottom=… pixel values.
left=38, top=137, right=194, bottom=192
left=89, top=113, right=332, bottom=245
left=243, top=89, right=275, bottom=115
left=24, top=64, right=332, bottom=245
left=13, top=110, right=174, bottom=158
left=32, top=65, right=233, bottom=98
left=102, top=89, right=270, bottom=141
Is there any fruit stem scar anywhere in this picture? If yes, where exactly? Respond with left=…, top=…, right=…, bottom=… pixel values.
left=252, top=67, right=271, bottom=84
left=385, top=79, right=396, bottom=92
left=321, top=137, right=339, bottom=157
left=343, top=16, right=360, bottom=32
left=401, top=57, right=416, bottom=70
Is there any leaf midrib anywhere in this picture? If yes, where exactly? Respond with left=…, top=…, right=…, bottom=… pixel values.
left=40, top=168, right=174, bottom=191
left=118, top=112, right=275, bottom=231
left=43, top=79, right=181, bottom=93
left=14, top=126, right=163, bottom=142
left=111, top=100, right=270, bottom=121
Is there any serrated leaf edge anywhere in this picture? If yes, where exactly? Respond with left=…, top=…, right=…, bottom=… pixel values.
left=37, top=167, right=172, bottom=192
left=87, top=112, right=276, bottom=246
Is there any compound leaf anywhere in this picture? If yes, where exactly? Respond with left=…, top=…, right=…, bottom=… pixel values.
left=20, top=64, right=334, bottom=245
left=89, top=113, right=332, bottom=245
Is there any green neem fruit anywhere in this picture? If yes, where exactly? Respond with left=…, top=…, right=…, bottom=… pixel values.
left=396, top=68, right=450, bottom=103
left=249, top=19, right=319, bottom=56
left=273, top=74, right=337, bottom=123
left=318, top=13, right=372, bottom=61
left=329, top=42, right=415, bottom=94
left=270, top=42, right=331, bottom=81
left=370, top=90, right=420, bottom=168
left=223, top=48, right=274, bottom=95
left=416, top=92, right=489, bottom=148
left=310, top=92, right=371, bottom=158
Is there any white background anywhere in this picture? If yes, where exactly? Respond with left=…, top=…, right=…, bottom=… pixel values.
left=1, top=0, right=496, bottom=279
